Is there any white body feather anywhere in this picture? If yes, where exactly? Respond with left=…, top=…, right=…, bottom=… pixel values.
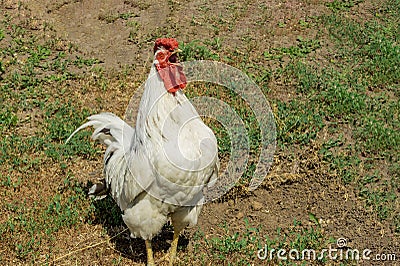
left=68, top=65, right=219, bottom=239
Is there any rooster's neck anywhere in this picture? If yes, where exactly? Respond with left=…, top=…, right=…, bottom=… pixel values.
left=134, top=65, right=183, bottom=143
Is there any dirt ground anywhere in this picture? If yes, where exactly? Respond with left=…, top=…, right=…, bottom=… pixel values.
left=1, top=0, right=398, bottom=265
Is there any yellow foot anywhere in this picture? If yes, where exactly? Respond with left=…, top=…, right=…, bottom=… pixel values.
left=156, top=248, right=181, bottom=266
left=145, top=240, right=155, bottom=266
left=158, top=252, right=169, bottom=262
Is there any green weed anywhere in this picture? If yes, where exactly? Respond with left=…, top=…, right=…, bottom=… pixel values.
left=179, top=40, right=220, bottom=61
left=0, top=108, right=18, bottom=131
left=323, top=12, right=399, bottom=88
left=326, top=0, right=364, bottom=11
left=1, top=179, right=91, bottom=261
left=98, top=12, right=136, bottom=23
left=359, top=188, right=397, bottom=220
left=264, top=37, right=321, bottom=60
left=205, top=218, right=263, bottom=264
left=276, top=100, right=324, bottom=146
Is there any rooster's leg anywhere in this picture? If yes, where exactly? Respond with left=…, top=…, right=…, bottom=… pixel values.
left=169, top=230, right=180, bottom=266
left=145, top=239, right=155, bottom=266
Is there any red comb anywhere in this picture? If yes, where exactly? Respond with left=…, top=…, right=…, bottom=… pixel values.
left=153, top=38, right=179, bottom=54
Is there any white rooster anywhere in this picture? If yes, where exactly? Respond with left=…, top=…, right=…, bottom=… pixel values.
left=67, top=38, right=219, bottom=265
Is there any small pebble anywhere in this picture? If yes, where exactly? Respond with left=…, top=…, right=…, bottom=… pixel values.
left=251, top=201, right=263, bottom=211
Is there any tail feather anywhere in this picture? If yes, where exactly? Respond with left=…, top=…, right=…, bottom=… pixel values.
left=66, top=112, right=135, bottom=202
left=66, top=112, right=134, bottom=148
left=88, top=181, right=108, bottom=200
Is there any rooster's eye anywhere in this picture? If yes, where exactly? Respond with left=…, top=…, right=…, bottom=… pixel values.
left=157, top=53, right=165, bottom=60
left=156, top=51, right=169, bottom=62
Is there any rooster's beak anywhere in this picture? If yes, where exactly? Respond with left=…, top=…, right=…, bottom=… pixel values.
left=171, top=49, right=182, bottom=55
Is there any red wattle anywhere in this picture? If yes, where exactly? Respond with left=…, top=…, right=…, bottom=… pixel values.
left=156, top=64, right=187, bottom=93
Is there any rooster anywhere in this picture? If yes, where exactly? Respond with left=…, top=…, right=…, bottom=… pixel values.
left=67, top=38, right=219, bottom=265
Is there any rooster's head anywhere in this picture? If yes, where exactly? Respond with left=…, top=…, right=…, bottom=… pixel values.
left=153, top=38, right=187, bottom=94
